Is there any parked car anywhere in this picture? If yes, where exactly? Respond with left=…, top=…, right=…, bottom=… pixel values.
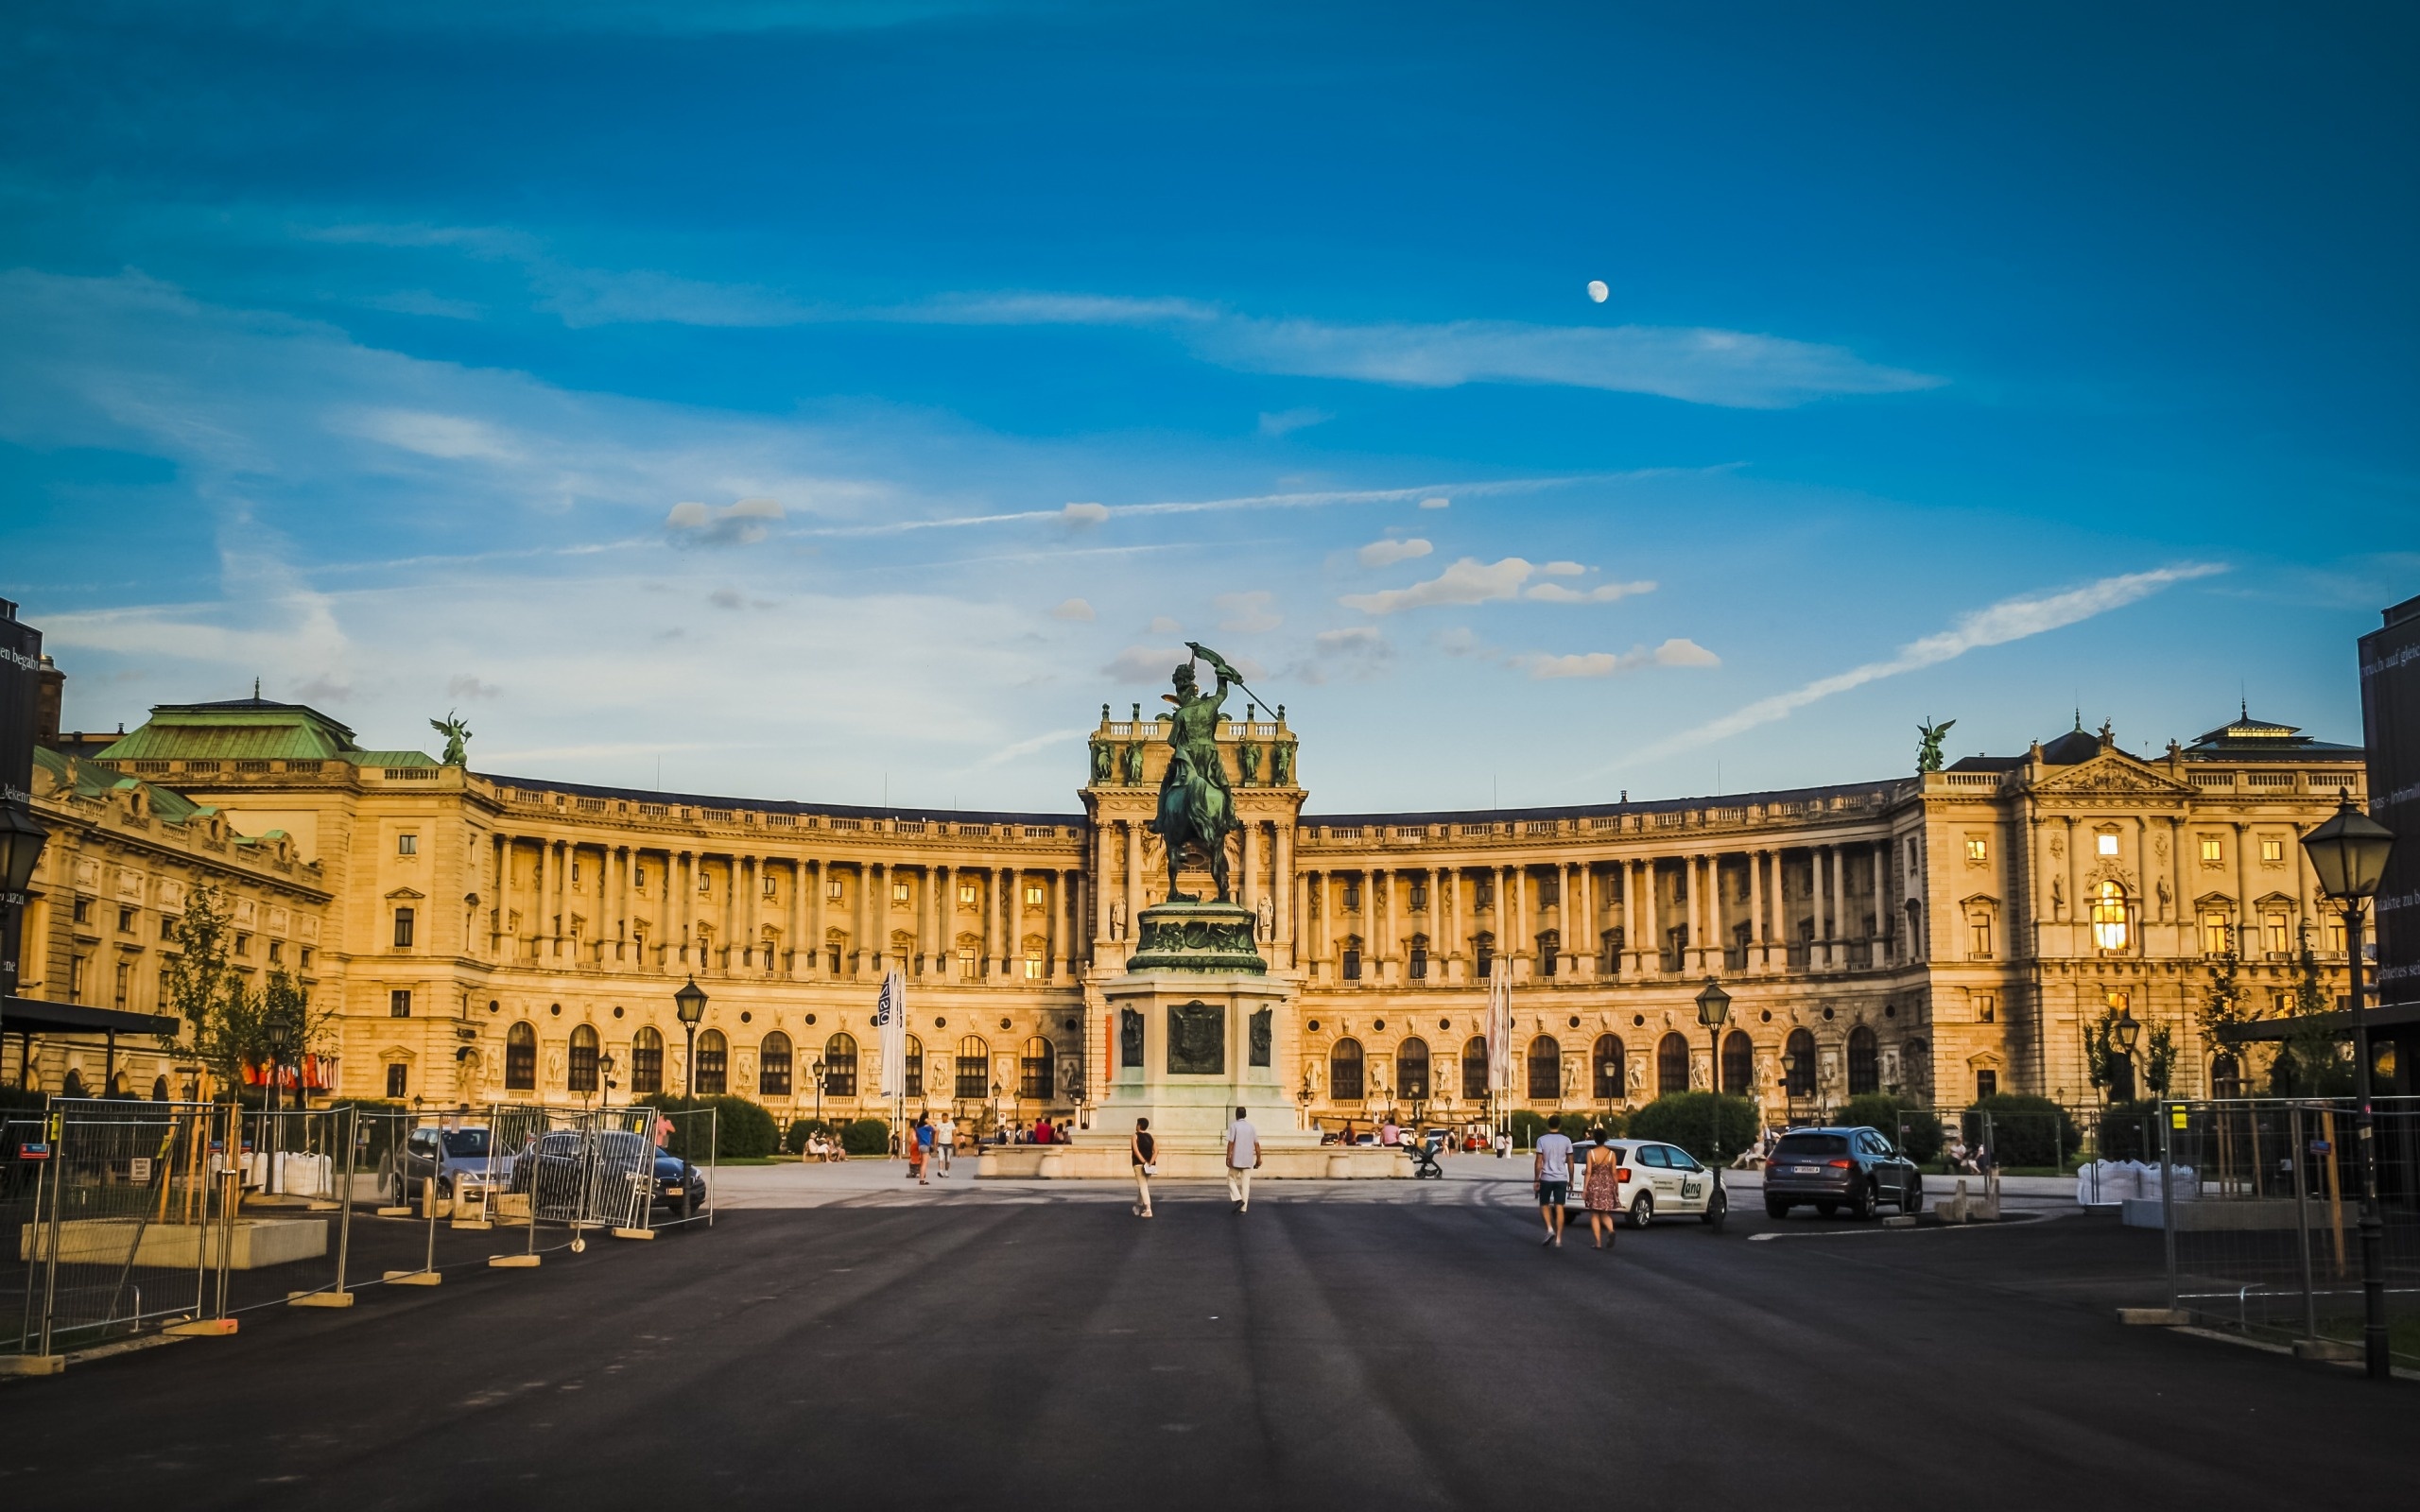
left=508, top=1130, right=707, bottom=1223
left=1561, top=1139, right=1729, bottom=1230
left=1761, top=1126, right=1922, bottom=1219
left=387, top=1125, right=510, bottom=1202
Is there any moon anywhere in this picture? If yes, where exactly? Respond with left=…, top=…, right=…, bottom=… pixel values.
left=1586, top=280, right=1609, bottom=303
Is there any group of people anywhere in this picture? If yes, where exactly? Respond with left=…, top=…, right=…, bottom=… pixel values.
left=801, top=1129, right=848, bottom=1163
left=902, top=1111, right=960, bottom=1185
left=1125, top=1108, right=1261, bottom=1219
left=1530, top=1113, right=1624, bottom=1251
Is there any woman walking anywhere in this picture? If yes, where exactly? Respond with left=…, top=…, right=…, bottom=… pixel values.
left=908, top=1113, right=931, bottom=1186
left=1130, top=1117, right=1156, bottom=1218
left=1582, top=1129, right=1623, bottom=1251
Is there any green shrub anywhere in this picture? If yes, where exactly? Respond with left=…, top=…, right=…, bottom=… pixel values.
left=0, top=1086, right=49, bottom=1115
left=2095, top=1099, right=2163, bottom=1162
left=1574, top=1108, right=1629, bottom=1142
left=1841, top=1093, right=1944, bottom=1162
left=635, top=1093, right=781, bottom=1159
left=1627, top=1092, right=1757, bottom=1163
left=1962, top=1093, right=2082, bottom=1168
left=841, top=1117, right=891, bottom=1156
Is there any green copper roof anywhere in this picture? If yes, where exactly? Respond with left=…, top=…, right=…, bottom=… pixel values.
left=95, top=697, right=433, bottom=766
left=37, top=747, right=209, bottom=823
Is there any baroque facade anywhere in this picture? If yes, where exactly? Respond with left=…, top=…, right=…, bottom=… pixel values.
left=21, top=688, right=2365, bottom=1126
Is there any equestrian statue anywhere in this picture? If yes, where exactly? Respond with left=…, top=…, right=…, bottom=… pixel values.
left=1152, top=642, right=1257, bottom=902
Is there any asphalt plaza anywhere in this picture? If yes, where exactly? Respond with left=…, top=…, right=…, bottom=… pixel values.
left=3, top=1164, right=2408, bottom=1511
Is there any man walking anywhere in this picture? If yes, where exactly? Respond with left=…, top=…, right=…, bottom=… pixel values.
left=935, top=1110, right=956, bottom=1177
left=1224, top=1106, right=1260, bottom=1212
left=1533, top=1113, right=1573, bottom=1247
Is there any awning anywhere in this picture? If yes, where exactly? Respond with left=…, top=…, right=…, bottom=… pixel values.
left=0, top=996, right=181, bottom=1040
left=2216, top=999, right=2420, bottom=1042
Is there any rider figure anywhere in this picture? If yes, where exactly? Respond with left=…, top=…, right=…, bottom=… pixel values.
left=1154, top=650, right=1240, bottom=901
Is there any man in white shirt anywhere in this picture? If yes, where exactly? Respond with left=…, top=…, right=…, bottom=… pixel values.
left=934, top=1111, right=956, bottom=1177
left=1224, top=1107, right=1260, bottom=1212
left=1532, top=1114, right=1574, bottom=1247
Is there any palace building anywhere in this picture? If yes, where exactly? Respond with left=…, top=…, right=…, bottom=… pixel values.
left=16, top=678, right=2372, bottom=1125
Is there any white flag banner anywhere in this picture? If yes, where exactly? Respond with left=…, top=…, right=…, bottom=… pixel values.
left=1485, top=966, right=1512, bottom=1106
left=873, top=969, right=908, bottom=1102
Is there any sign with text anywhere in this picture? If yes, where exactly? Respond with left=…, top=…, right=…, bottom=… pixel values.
left=0, top=598, right=38, bottom=807
left=2360, top=593, right=2420, bottom=1007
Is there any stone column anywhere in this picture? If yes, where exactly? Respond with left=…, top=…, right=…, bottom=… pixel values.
left=1641, top=858, right=1662, bottom=975
left=1052, top=868, right=1071, bottom=979
left=1874, top=839, right=1891, bottom=966
left=1315, top=870, right=1331, bottom=967
left=1576, top=863, right=1596, bottom=979
left=805, top=859, right=824, bottom=978
left=1241, top=819, right=1259, bottom=918
left=1123, top=822, right=1141, bottom=936
left=493, top=833, right=511, bottom=958
left=737, top=855, right=755, bottom=968
left=1749, top=849, right=1769, bottom=971
left=1273, top=821, right=1295, bottom=967
left=1830, top=846, right=1847, bottom=970
left=1372, top=866, right=1392, bottom=981
left=537, top=838, right=557, bottom=954
left=998, top=866, right=1016, bottom=977
left=1507, top=865, right=1527, bottom=981
left=676, top=850, right=694, bottom=966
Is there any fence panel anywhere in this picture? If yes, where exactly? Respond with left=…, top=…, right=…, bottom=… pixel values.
left=2160, top=1096, right=2420, bottom=1367
left=647, top=1107, right=717, bottom=1232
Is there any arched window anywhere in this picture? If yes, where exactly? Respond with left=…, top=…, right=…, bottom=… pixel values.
left=824, top=1033, right=859, bottom=1097
left=1340, top=935, right=1363, bottom=982
left=151, top=1074, right=170, bottom=1101
left=1475, top=931, right=1495, bottom=980
left=1785, top=1027, right=1817, bottom=1097
left=695, top=1029, right=729, bottom=1095
left=760, top=1031, right=793, bottom=1097
left=61, top=1069, right=87, bottom=1098
left=1721, top=1030, right=1754, bottom=1095
left=1592, top=1035, right=1625, bottom=1100
left=1408, top=934, right=1429, bottom=982
left=1461, top=1036, right=1489, bottom=1097
left=1847, top=1025, right=1879, bottom=1095
left=1527, top=1036, right=1561, bottom=1100
left=568, top=1023, right=599, bottom=1093
left=2091, top=880, right=2131, bottom=952
left=1535, top=928, right=1560, bottom=979
left=1330, top=1039, right=1365, bottom=1101
left=1656, top=1032, right=1690, bottom=1096
left=1398, top=1038, right=1430, bottom=1100
left=904, top=1035, right=925, bottom=1098
left=956, top=1036, right=990, bottom=1100
left=631, top=1026, right=664, bottom=1094
left=1020, top=1037, right=1055, bottom=1101
left=506, top=1022, right=537, bottom=1091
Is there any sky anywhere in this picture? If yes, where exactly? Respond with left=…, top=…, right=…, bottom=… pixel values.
left=2, top=1, right=2414, bottom=816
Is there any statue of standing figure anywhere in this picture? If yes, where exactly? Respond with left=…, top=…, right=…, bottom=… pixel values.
left=1916, top=716, right=1955, bottom=774
left=430, top=710, right=473, bottom=766
left=1152, top=645, right=1244, bottom=902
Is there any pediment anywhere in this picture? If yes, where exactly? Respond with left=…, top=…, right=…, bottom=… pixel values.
left=385, top=887, right=426, bottom=901
left=2031, top=753, right=2193, bottom=798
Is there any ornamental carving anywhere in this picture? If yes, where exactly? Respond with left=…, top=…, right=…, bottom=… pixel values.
left=1167, top=1001, right=1225, bottom=1075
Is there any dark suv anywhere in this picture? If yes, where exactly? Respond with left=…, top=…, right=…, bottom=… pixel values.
left=1762, top=1126, right=1921, bottom=1220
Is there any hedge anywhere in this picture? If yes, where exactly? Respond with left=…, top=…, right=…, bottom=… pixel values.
left=1626, top=1092, right=1757, bottom=1163
left=1840, top=1093, right=1945, bottom=1163
left=634, top=1093, right=781, bottom=1160
left=1962, top=1093, right=2082, bottom=1169
left=841, top=1117, right=891, bottom=1156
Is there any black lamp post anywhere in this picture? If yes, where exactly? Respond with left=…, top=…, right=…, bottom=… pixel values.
left=1697, top=977, right=1732, bottom=1160
left=0, top=803, right=48, bottom=1005
left=2301, top=790, right=2396, bottom=1382
left=2109, top=1006, right=2140, bottom=1100
left=1780, top=1050, right=1802, bottom=1124
left=673, top=976, right=708, bottom=1100
left=810, top=1057, right=826, bottom=1132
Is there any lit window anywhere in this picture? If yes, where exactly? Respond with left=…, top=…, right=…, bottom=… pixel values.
left=397, top=833, right=418, bottom=855
left=1024, top=885, right=1045, bottom=906
left=2264, top=912, right=2289, bottom=953
left=959, top=948, right=978, bottom=978
left=2259, top=838, right=2283, bottom=863
left=1975, top=993, right=1996, bottom=1023
left=2090, top=881, right=2129, bottom=951
left=2200, top=837, right=2222, bottom=863
left=1968, top=912, right=1992, bottom=957
left=959, top=883, right=978, bottom=905
left=764, top=873, right=778, bottom=898
left=827, top=879, right=843, bottom=901
left=2096, top=833, right=2119, bottom=856
left=892, top=881, right=911, bottom=903
left=2200, top=910, right=2233, bottom=954
left=699, top=870, right=712, bottom=893
left=1024, top=956, right=1044, bottom=979
left=1965, top=837, right=1988, bottom=862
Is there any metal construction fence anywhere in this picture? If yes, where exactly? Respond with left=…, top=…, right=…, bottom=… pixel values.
left=2150, top=1096, right=2420, bottom=1366
left=5, top=1097, right=716, bottom=1373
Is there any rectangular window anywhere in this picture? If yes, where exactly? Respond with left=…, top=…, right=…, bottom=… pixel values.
left=1409, top=882, right=1428, bottom=911
left=114, top=961, right=130, bottom=1009
left=2259, top=838, right=2283, bottom=862
left=2326, top=916, right=2346, bottom=953
left=300, top=946, right=313, bottom=968
left=892, top=881, right=911, bottom=903
left=828, top=878, right=844, bottom=902
left=73, top=897, right=92, bottom=924
left=571, top=862, right=580, bottom=884
left=1975, top=993, right=1996, bottom=1023
left=764, top=873, right=778, bottom=898
left=2096, top=833, right=2119, bottom=856
left=2200, top=910, right=2233, bottom=954
left=2200, top=837, right=2222, bottom=863
left=268, top=939, right=283, bottom=963
left=959, top=948, right=978, bottom=979
left=391, top=909, right=414, bottom=949
left=959, top=883, right=978, bottom=905
left=1969, top=914, right=1992, bottom=958
left=118, top=906, right=135, bottom=933
left=386, top=1064, right=407, bottom=1099
left=390, top=988, right=412, bottom=1018
left=1024, top=884, right=1045, bottom=906
left=1976, top=1069, right=1998, bottom=1099
left=1965, top=837, right=1988, bottom=862
left=235, top=933, right=251, bottom=957
left=2264, top=912, right=2289, bottom=954
left=699, top=871, right=712, bottom=893
left=160, top=915, right=174, bottom=939
left=1538, top=876, right=1561, bottom=906
left=1342, top=882, right=1361, bottom=910
left=1024, top=956, right=1044, bottom=980
left=397, top=833, right=418, bottom=855
left=69, top=955, right=86, bottom=1003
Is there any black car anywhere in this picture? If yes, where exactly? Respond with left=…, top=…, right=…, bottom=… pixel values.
left=509, top=1130, right=707, bottom=1224
left=1762, top=1126, right=1921, bottom=1220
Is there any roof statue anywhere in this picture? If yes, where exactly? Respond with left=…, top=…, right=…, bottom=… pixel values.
left=430, top=711, right=472, bottom=767
left=1915, top=716, right=1955, bottom=774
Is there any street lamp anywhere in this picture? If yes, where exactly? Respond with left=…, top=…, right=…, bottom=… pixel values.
left=2107, top=1006, right=2140, bottom=1100
left=1780, top=1050, right=1802, bottom=1124
left=810, top=1057, right=826, bottom=1132
left=0, top=803, right=48, bottom=1002
left=2301, top=790, right=2397, bottom=1382
left=1697, top=977, right=1732, bottom=1161
left=673, top=976, right=708, bottom=1100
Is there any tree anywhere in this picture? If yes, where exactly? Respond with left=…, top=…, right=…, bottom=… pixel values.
left=160, top=884, right=244, bottom=1096
left=2143, top=1023, right=2177, bottom=1099
left=2273, top=928, right=2350, bottom=1095
left=2083, top=1007, right=2123, bottom=1099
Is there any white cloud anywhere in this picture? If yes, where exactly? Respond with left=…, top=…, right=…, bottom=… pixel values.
left=335, top=407, right=524, bottom=462
left=1624, top=564, right=2230, bottom=764
left=1293, top=626, right=1393, bottom=684
left=1419, top=496, right=1450, bottom=509
left=1103, top=644, right=1187, bottom=684
left=1049, top=597, right=1096, bottom=622
left=1523, top=579, right=1656, bottom=604
left=1148, top=615, right=1183, bottom=635
left=1517, top=638, right=1721, bottom=679
left=1062, top=501, right=1110, bottom=527
left=666, top=496, right=786, bottom=546
left=1340, top=557, right=1535, bottom=615
left=1257, top=407, right=1332, bottom=437
left=1357, top=537, right=1434, bottom=569
left=1541, top=561, right=1585, bottom=577
left=1216, top=591, right=1282, bottom=634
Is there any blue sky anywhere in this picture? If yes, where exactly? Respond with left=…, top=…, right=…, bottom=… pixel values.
left=2, top=2, right=2413, bottom=814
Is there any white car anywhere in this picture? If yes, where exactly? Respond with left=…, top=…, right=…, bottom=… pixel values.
left=1561, top=1140, right=1728, bottom=1230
